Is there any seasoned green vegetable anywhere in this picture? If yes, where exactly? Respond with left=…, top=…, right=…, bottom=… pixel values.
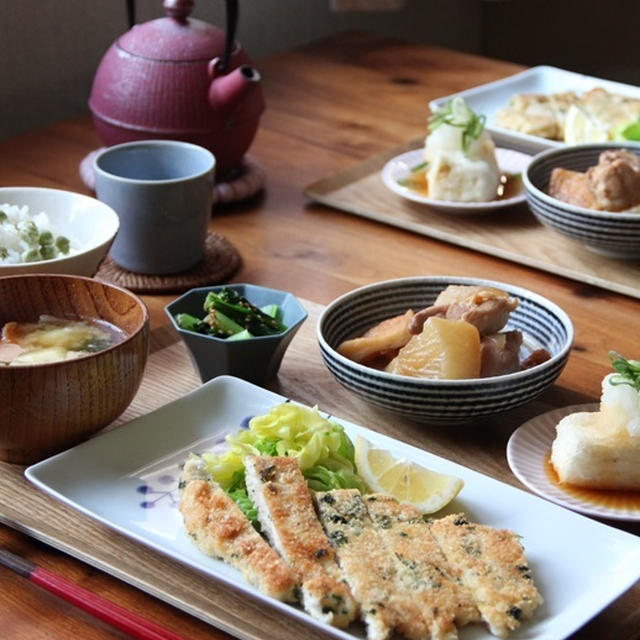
left=260, top=303, right=279, bottom=319
left=206, top=308, right=245, bottom=337
left=175, top=287, right=287, bottom=341
left=204, top=288, right=287, bottom=336
left=175, top=313, right=208, bottom=334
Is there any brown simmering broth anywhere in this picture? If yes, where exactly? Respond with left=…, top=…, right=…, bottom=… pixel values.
left=544, top=453, right=640, bottom=511
left=0, top=315, right=125, bottom=366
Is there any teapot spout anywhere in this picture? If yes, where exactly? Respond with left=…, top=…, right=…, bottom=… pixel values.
left=207, top=59, right=263, bottom=121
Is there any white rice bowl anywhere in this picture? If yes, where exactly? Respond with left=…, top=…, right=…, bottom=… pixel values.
left=0, top=204, right=80, bottom=264
left=0, top=187, right=119, bottom=276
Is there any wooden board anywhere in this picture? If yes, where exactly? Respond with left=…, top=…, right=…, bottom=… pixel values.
left=304, top=140, right=640, bottom=300
left=1, top=299, right=638, bottom=639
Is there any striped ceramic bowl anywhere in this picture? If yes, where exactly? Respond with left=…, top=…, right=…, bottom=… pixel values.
left=317, top=276, right=573, bottom=423
left=523, top=143, right=640, bottom=258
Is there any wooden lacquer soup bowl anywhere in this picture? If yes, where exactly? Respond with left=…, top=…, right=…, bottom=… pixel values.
left=0, top=274, right=149, bottom=464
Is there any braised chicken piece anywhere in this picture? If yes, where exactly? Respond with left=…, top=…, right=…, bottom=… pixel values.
left=480, top=331, right=522, bottom=378
left=586, top=149, right=640, bottom=212
left=548, top=168, right=599, bottom=210
left=549, top=149, right=640, bottom=212
left=408, top=285, right=518, bottom=337
left=521, top=348, right=551, bottom=370
left=336, top=285, right=532, bottom=380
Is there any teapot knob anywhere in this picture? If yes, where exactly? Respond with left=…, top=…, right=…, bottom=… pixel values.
left=163, top=0, right=194, bottom=22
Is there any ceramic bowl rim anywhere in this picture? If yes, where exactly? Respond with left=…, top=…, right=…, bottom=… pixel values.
left=164, top=282, right=308, bottom=343
left=0, top=186, right=120, bottom=266
left=523, top=143, right=640, bottom=221
left=317, top=275, right=573, bottom=386
left=0, top=273, right=149, bottom=369
left=94, top=140, right=216, bottom=186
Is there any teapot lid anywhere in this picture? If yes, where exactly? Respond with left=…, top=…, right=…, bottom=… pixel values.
left=117, top=0, right=226, bottom=62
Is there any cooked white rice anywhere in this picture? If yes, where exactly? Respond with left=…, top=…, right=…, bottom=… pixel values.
left=0, top=203, right=77, bottom=264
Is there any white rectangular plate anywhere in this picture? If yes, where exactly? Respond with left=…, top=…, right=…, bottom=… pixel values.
left=429, top=65, right=640, bottom=155
left=26, top=376, right=640, bottom=640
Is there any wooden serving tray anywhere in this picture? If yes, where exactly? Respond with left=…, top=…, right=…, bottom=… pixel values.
left=304, top=141, right=640, bottom=300
left=1, top=300, right=637, bottom=640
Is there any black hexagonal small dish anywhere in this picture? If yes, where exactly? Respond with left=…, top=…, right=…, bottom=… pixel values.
left=165, top=283, right=307, bottom=385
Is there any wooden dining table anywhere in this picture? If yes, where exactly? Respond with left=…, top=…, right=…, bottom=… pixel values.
left=0, top=32, right=638, bottom=640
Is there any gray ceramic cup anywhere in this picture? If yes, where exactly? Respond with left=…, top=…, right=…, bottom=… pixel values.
left=94, top=140, right=215, bottom=274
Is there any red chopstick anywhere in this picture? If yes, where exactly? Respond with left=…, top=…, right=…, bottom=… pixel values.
left=0, top=547, right=187, bottom=640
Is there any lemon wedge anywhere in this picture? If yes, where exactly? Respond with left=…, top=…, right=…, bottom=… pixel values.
left=564, top=104, right=609, bottom=144
left=354, top=436, right=464, bottom=513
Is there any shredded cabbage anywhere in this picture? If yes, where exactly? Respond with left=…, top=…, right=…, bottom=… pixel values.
left=201, top=403, right=366, bottom=528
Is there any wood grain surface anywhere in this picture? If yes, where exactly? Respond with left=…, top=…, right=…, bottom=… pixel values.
left=0, top=31, right=638, bottom=640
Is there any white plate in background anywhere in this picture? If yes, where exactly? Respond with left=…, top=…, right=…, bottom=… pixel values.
left=381, top=147, right=529, bottom=214
left=26, top=376, right=640, bottom=640
left=507, top=403, right=640, bottom=522
left=429, top=66, right=640, bottom=155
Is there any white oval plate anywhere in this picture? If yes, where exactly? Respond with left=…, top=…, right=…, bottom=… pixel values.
left=507, top=404, right=640, bottom=522
left=381, top=147, right=530, bottom=214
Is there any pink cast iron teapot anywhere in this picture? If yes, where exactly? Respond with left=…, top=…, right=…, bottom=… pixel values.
left=89, top=0, right=264, bottom=175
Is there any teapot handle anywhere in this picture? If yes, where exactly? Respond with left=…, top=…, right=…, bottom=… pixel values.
left=217, top=0, right=238, bottom=74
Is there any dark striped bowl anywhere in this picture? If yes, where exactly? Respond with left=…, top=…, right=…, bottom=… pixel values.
left=523, top=143, right=640, bottom=258
left=317, top=276, right=573, bottom=424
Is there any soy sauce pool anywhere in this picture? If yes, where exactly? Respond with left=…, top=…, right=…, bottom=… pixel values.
left=544, top=453, right=640, bottom=511
left=399, top=171, right=522, bottom=201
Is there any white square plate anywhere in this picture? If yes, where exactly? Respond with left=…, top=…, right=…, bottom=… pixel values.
left=429, top=66, right=640, bottom=155
left=26, top=376, right=640, bottom=640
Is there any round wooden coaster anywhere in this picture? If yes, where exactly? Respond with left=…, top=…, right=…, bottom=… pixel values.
left=94, top=231, right=242, bottom=294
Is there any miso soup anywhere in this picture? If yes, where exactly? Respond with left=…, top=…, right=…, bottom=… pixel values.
left=0, top=315, right=124, bottom=366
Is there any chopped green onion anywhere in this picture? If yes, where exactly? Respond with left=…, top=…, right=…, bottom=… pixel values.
left=428, top=97, right=486, bottom=154
left=608, top=351, right=640, bottom=391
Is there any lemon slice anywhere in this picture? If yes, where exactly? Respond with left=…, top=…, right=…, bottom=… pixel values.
left=564, top=104, right=609, bottom=144
left=354, top=436, right=464, bottom=513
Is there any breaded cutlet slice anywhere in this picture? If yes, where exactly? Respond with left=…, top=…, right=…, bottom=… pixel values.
left=178, top=455, right=297, bottom=602
left=364, top=494, right=480, bottom=639
left=429, top=514, right=543, bottom=639
left=244, top=456, right=358, bottom=628
left=315, top=489, right=432, bottom=640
